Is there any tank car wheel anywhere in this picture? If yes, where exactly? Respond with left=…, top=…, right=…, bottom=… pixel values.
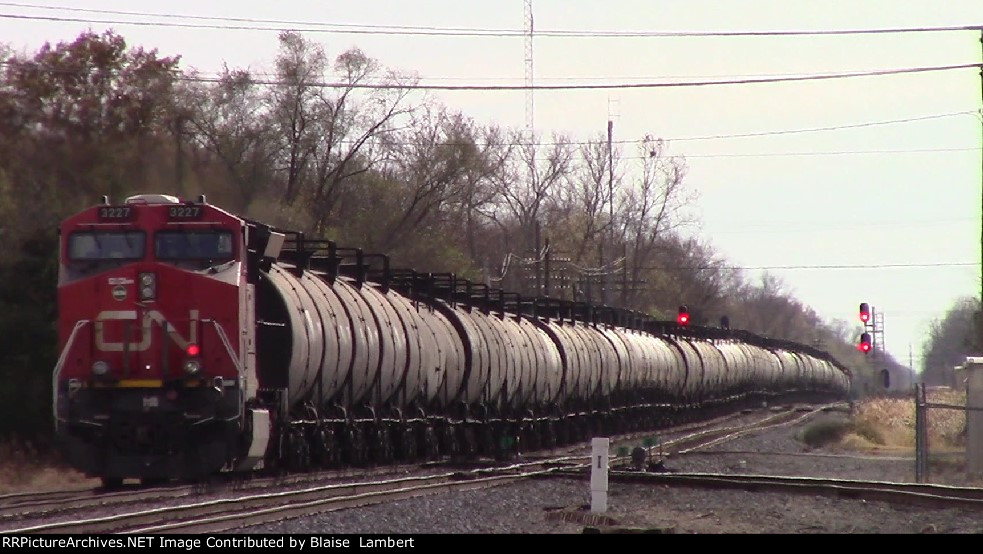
left=311, top=425, right=336, bottom=468
left=370, top=424, right=394, bottom=464
left=539, top=420, right=555, bottom=449
left=396, top=422, right=418, bottom=461
left=140, top=477, right=168, bottom=487
left=438, top=422, right=458, bottom=458
left=554, top=418, right=569, bottom=446
left=521, top=423, right=541, bottom=453
left=285, top=427, right=310, bottom=471
left=344, top=425, right=369, bottom=466
left=457, top=425, right=477, bottom=459
left=420, top=423, right=439, bottom=460
left=100, top=477, right=124, bottom=490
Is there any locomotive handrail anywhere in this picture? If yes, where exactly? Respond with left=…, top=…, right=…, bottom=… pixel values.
left=201, top=319, right=247, bottom=398
left=52, top=319, right=92, bottom=431
left=201, top=319, right=244, bottom=379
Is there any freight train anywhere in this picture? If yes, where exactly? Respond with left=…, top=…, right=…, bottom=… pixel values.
left=53, top=194, right=851, bottom=486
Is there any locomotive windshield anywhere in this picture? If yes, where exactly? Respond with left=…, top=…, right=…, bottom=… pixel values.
left=68, top=231, right=145, bottom=261
left=155, top=230, right=234, bottom=261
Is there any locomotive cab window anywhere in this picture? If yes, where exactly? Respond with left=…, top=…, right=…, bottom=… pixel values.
left=68, top=231, right=146, bottom=261
left=155, top=230, right=235, bottom=262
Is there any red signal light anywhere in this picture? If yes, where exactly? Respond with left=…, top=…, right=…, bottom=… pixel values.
left=858, top=332, right=872, bottom=354
left=677, top=305, right=690, bottom=326
left=186, top=343, right=200, bottom=357
left=859, top=302, right=870, bottom=323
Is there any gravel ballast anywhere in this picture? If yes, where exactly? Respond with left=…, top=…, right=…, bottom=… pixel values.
left=238, top=412, right=983, bottom=534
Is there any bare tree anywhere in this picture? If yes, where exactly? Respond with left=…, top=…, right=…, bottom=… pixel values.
left=185, top=68, right=277, bottom=212
left=268, top=32, right=326, bottom=205
left=551, top=133, right=620, bottom=265
left=487, top=132, right=574, bottom=258
left=303, top=47, right=416, bottom=234
left=922, top=297, right=980, bottom=386
left=371, top=106, right=510, bottom=252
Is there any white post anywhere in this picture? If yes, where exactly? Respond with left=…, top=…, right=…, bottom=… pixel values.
left=590, top=437, right=610, bottom=513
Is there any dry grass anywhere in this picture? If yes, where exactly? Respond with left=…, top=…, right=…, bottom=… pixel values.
left=0, top=439, right=97, bottom=494
left=846, top=388, right=967, bottom=452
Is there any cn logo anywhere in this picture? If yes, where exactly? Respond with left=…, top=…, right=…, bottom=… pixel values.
left=94, top=310, right=199, bottom=352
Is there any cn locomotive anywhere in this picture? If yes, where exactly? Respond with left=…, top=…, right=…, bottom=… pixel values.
left=53, top=194, right=851, bottom=486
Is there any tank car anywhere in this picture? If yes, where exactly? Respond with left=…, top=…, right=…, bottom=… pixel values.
left=53, top=194, right=851, bottom=485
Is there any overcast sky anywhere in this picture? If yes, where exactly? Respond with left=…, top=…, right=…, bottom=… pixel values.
left=2, top=1, right=981, bottom=371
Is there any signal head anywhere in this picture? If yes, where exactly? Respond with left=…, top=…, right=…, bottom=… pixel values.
left=677, top=305, right=690, bottom=326
left=859, top=332, right=872, bottom=354
left=859, top=302, right=870, bottom=323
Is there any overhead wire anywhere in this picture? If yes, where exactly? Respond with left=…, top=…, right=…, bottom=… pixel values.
left=0, top=10, right=978, bottom=158
left=634, top=262, right=977, bottom=271
left=166, top=63, right=982, bottom=91
left=0, top=5, right=980, bottom=37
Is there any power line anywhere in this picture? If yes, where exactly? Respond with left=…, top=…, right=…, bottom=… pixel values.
left=2, top=51, right=977, bottom=92
left=0, top=5, right=980, bottom=37
left=636, top=262, right=977, bottom=271
left=681, top=146, right=980, bottom=158
left=4, top=58, right=975, bottom=157
left=527, top=147, right=980, bottom=161
left=669, top=112, right=978, bottom=142
left=168, top=63, right=980, bottom=91
left=2, top=58, right=974, bottom=154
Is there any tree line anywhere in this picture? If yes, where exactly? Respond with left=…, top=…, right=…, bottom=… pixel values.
left=0, top=30, right=893, bottom=441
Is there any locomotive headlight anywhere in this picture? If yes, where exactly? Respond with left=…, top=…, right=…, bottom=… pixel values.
left=92, top=360, right=110, bottom=376
left=139, top=272, right=156, bottom=300
left=183, top=359, right=201, bottom=375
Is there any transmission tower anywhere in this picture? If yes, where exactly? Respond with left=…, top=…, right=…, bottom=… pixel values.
left=524, top=0, right=534, bottom=143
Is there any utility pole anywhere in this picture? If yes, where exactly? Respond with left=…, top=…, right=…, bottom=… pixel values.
left=534, top=220, right=542, bottom=296
left=604, top=119, right=614, bottom=306
left=524, top=0, right=534, bottom=143
left=978, top=30, right=982, bottom=353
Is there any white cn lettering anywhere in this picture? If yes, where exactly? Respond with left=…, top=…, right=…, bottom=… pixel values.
left=95, top=310, right=199, bottom=352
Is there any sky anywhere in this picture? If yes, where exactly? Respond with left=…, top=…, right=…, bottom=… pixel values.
left=1, top=0, right=981, bottom=372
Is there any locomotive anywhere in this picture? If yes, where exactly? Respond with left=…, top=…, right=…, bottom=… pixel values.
left=53, top=194, right=851, bottom=486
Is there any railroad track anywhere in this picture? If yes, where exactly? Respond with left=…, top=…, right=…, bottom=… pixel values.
left=5, top=462, right=566, bottom=534
left=0, top=406, right=797, bottom=517
left=610, top=404, right=832, bottom=464
left=1, top=404, right=839, bottom=533
left=0, top=463, right=461, bottom=529
left=550, top=470, right=983, bottom=512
